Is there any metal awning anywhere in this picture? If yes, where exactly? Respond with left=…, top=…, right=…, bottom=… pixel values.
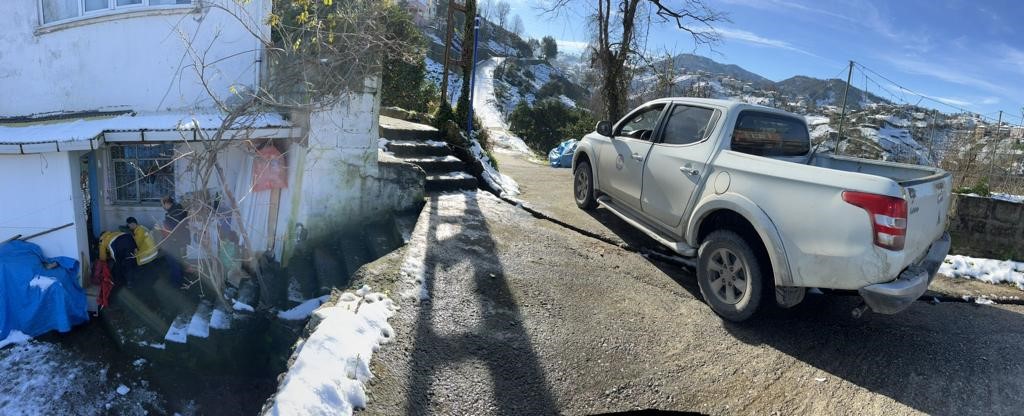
left=0, top=111, right=300, bottom=154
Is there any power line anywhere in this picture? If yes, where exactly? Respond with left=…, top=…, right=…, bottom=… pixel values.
left=853, top=61, right=1013, bottom=124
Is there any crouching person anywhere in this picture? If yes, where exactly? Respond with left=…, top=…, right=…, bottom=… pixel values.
left=127, top=217, right=159, bottom=271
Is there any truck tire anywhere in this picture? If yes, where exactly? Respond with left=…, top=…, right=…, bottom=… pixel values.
left=574, top=161, right=598, bottom=210
left=697, top=230, right=765, bottom=322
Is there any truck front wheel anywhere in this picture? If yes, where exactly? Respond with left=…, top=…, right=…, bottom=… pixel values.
left=697, top=230, right=765, bottom=322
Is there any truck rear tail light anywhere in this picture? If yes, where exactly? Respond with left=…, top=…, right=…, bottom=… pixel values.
left=842, top=191, right=907, bottom=251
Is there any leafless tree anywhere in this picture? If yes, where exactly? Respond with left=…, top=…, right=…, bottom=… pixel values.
left=512, top=14, right=524, bottom=36
left=495, top=0, right=511, bottom=30
left=142, top=0, right=422, bottom=308
left=544, top=0, right=728, bottom=121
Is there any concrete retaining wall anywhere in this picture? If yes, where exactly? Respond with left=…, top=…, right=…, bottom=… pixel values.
left=948, top=194, right=1024, bottom=260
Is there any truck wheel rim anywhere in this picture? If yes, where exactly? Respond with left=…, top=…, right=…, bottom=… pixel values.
left=708, top=248, right=749, bottom=305
left=574, top=168, right=588, bottom=202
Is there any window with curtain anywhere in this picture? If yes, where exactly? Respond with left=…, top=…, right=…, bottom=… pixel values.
left=39, top=0, right=192, bottom=24
left=110, top=144, right=176, bottom=205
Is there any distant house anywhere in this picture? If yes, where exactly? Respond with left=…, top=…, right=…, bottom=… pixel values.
left=0, top=0, right=416, bottom=293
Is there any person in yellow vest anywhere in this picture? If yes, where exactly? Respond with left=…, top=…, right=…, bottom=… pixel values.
left=126, top=217, right=159, bottom=266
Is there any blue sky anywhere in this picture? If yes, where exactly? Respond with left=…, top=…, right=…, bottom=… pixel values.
left=505, top=0, right=1024, bottom=121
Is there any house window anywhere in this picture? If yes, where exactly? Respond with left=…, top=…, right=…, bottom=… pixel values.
left=110, top=144, right=175, bottom=205
left=40, top=0, right=193, bottom=24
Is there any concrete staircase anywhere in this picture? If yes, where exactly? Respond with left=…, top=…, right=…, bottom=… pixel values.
left=380, top=115, right=478, bottom=193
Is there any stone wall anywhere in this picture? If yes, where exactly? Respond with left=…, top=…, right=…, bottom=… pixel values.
left=948, top=194, right=1024, bottom=259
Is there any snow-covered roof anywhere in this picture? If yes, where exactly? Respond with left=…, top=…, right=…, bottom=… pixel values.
left=0, top=111, right=292, bottom=154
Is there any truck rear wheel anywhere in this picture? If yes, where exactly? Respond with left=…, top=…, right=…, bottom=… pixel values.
left=574, top=161, right=597, bottom=210
left=697, top=230, right=765, bottom=322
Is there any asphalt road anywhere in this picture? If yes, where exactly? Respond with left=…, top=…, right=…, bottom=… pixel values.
left=358, top=152, right=1024, bottom=415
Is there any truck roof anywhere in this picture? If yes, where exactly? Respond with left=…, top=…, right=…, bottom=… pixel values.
left=645, top=97, right=804, bottom=120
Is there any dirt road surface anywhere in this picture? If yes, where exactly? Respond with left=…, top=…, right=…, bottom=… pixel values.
left=359, top=152, right=1024, bottom=415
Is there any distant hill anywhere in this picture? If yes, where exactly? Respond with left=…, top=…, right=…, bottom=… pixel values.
left=775, top=76, right=888, bottom=110
left=669, top=54, right=773, bottom=89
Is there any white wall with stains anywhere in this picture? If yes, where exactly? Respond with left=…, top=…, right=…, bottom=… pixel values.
left=0, top=0, right=268, bottom=116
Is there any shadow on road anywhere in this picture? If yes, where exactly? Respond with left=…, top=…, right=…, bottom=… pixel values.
left=404, top=193, right=558, bottom=414
left=585, top=206, right=1024, bottom=414
left=725, top=294, right=1024, bottom=414
left=583, top=208, right=704, bottom=300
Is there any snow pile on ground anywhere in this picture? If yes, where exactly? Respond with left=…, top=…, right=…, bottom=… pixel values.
left=469, top=137, right=520, bottom=196
left=0, top=341, right=163, bottom=414
left=277, top=295, right=330, bottom=321
left=400, top=208, right=431, bottom=301
left=939, top=255, right=1024, bottom=290
left=0, top=330, right=31, bottom=348
left=266, top=286, right=397, bottom=416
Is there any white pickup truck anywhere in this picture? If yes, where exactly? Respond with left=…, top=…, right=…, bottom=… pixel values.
left=572, top=98, right=951, bottom=322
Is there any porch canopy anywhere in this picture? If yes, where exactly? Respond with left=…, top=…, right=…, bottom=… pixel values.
left=0, top=111, right=298, bottom=154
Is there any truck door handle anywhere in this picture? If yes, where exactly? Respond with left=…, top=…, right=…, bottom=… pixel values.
left=631, top=153, right=644, bottom=161
left=680, top=167, right=699, bottom=176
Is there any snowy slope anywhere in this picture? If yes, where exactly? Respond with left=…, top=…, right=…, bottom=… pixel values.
left=472, top=57, right=530, bottom=154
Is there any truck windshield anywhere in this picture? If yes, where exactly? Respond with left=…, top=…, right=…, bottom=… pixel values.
left=731, top=111, right=810, bottom=157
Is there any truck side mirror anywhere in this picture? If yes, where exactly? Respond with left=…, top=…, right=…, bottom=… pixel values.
left=596, top=121, right=612, bottom=137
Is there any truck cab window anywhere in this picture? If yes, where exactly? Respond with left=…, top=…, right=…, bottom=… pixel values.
left=731, top=112, right=810, bottom=156
left=662, top=105, right=716, bottom=145
left=616, top=104, right=665, bottom=140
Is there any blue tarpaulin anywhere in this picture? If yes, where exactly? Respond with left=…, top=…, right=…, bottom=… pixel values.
left=0, top=240, right=88, bottom=340
left=548, top=139, right=578, bottom=168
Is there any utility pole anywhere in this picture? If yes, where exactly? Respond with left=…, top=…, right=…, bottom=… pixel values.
left=440, top=1, right=468, bottom=105
left=466, top=16, right=481, bottom=138
left=835, top=60, right=854, bottom=156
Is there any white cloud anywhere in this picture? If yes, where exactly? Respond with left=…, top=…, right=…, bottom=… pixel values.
left=713, top=27, right=821, bottom=59
left=981, top=97, right=1001, bottom=105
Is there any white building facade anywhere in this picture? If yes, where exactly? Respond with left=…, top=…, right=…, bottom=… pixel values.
left=0, top=0, right=417, bottom=284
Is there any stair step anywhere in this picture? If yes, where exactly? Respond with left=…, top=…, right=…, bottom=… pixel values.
left=386, top=140, right=450, bottom=157
left=425, top=172, right=478, bottom=192
left=399, top=155, right=467, bottom=173
left=379, top=115, right=442, bottom=141
left=380, top=126, right=442, bottom=142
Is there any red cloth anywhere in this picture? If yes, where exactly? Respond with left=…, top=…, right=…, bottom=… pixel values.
left=253, top=145, right=287, bottom=192
left=91, top=261, right=114, bottom=309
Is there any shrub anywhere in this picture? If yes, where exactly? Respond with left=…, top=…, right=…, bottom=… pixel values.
left=509, top=98, right=596, bottom=153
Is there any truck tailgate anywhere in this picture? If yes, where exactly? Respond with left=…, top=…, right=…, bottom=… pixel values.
left=902, top=173, right=953, bottom=262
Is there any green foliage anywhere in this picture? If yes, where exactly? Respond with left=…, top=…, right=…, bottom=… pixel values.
left=379, top=1, right=436, bottom=112
left=541, top=36, right=558, bottom=61
left=536, top=81, right=565, bottom=100
left=509, top=98, right=596, bottom=153
left=957, top=180, right=991, bottom=197
left=434, top=100, right=456, bottom=129
left=267, top=0, right=423, bottom=102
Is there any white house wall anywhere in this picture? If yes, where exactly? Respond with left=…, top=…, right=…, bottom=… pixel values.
left=1, top=0, right=270, bottom=117
left=0, top=152, right=89, bottom=270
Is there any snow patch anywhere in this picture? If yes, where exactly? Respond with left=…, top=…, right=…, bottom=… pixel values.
left=991, top=193, right=1024, bottom=204
left=939, top=255, right=1024, bottom=290
left=266, top=286, right=397, bottom=415
left=28, top=275, right=56, bottom=292
left=0, top=330, right=31, bottom=348
left=278, top=296, right=331, bottom=321
left=232, top=300, right=254, bottom=312
left=210, top=309, right=231, bottom=330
